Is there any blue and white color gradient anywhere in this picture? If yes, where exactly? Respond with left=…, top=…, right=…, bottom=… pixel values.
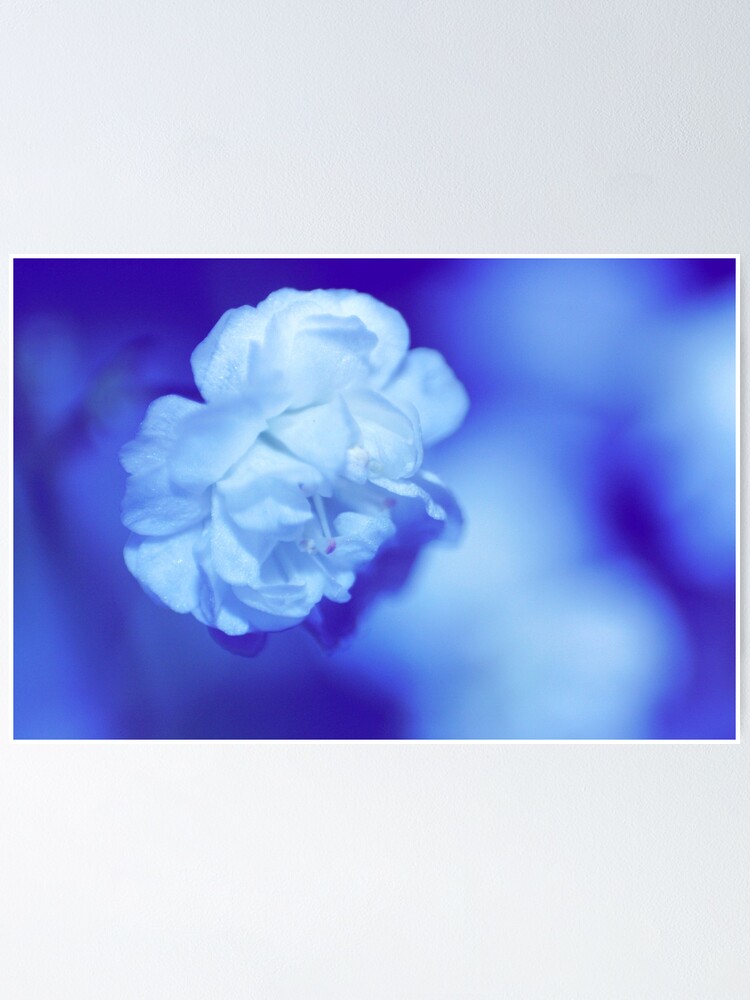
left=13, top=257, right=736, bottom=739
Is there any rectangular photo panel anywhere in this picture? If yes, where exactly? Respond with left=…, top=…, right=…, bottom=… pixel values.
left=12, top=256, right=738, bottom=740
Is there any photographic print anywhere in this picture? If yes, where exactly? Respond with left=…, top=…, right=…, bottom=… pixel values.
left=13, top=256, right=737, bottom=740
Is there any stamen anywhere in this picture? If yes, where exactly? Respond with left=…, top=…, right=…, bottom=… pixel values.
left=311, top=554, right=348, bottom=600
left=312, top=494, right=332, bottom=540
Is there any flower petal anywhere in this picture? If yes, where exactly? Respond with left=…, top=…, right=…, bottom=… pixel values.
left=193, top=560, right=259, bottom=635
left=167, top=401, right=266, bottom=492
left=190, top=305, right=264, bottom=403
left=385, top=347, right=469, bottom=446
left=234, top=554, right=325, bottom=618
left=209, top=494, right=275, bottom=587
left=267, top=307, right=377, bottom=407
left=122, top=464, right=209, bottom=536
left=217, top=439, right=318, bottom=535
left=231, top=600, right=308, bottom=633
left=267, top=395, right=359, bottom=483
left=346, top=389, right=423, bottom=480
left=119, top=394, right=203, bottom=475
left=330, top=511, right=396, bottom=566
left=331, top=291, right=410, bottom=387
left=124, top=526, right=202, bottom=613
left=370, top=470, right=462, bottom=540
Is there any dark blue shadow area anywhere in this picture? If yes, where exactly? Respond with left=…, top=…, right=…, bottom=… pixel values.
left=166, top=665, right=407, bottom=741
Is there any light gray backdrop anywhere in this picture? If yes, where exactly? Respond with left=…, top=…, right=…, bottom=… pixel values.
left=2, top=2, right=747, bottom=997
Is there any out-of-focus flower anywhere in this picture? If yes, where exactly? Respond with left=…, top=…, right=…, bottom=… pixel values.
left=120, top=289, right=468, bottom=642
left=625, top=290, right=735, bottom=585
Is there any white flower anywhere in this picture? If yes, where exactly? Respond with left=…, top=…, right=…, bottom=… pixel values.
left=120, top=289, right=469, bottom=639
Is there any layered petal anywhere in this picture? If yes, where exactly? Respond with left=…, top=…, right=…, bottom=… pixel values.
left=209, top=493, right=275, bottom=587
left=122, top=464, right=209, bottom=536
left=267, top=395, right=359, bottom=483
left=346, top=389, right=422, bottom=480
left=234, top=545, right=327, bottom=619
left=190, top=305, right=262, bottom=403
left=124, top=526, right=202, bottom=613
left=119, top=394, right=203, bottom=475
left=329, top=511, right=396, bottom=566
left=330, top=290, right=410, bottom=387
left=217, top=438, right=319, bottom=535
left=385, top=347, right=469, bottom=446
left=194, top=573, right=258, bottom=635
left=265, top=307, right=377, bottom=407
left=370, top=471, right=460, bottom=527
left=167, top=401, right=266, bottom=492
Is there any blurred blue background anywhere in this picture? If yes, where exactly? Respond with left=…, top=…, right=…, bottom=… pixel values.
left=14, top=257, right=736, bottom=739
